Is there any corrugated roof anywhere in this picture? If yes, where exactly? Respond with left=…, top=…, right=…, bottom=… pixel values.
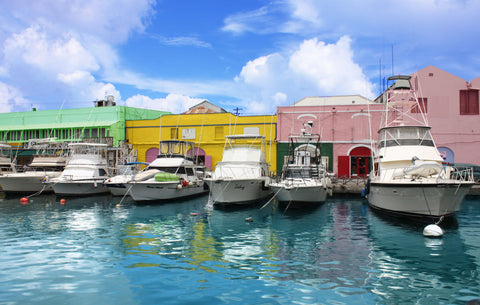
left=0, top=121, right=119, bottom=131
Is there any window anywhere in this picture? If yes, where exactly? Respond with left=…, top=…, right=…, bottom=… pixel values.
left=170, top=128, right=179, bottom=139
left=215, top=126, right=224, bottom=140
left=244, top=127, right=259, bottom=135
left=412, top=98, right=428, bottom=113
left=460, top=89, right=479, bottom=115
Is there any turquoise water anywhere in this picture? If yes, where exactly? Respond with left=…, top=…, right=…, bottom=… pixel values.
left=0, top=193, right=479, bottom=305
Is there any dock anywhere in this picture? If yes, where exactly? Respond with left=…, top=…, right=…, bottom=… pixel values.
left=330, top=177, right=480, bottom=196
left=331, top=177, right=366, bottom=195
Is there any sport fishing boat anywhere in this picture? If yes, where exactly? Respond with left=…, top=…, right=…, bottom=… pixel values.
left=48, top=143, right=110, bottom=196
left=205, top=134, right=273, bottom=205
left=270, top=123, right=332, bottom=204
left=366, top=75, right=474, bottom=218
left=127, top=140, right=207, bottom=202
left=0, top=140, right=67, bottom=193
left=0, top=143, right=15, bottom=175
left=104, top=162, right=146, bottom=196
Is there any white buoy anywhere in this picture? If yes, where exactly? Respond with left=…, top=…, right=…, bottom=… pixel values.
left=423, top=224, right=443, bottom=237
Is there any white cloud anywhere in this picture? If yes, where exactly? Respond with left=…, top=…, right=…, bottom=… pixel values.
left=151, top=35, right=212, bottom=48
left=0, top=25, right=119, bottom=108
left=0, top=82, right=30, bottom=113
left=1, top=0, right=154, bottom=44
left=233, top=36, right=375, bottom=114
left=4, top=26, right=99, bottom=74
left=222, top=6, right=273, bottom=35
left=125, top=94, right=205, bottom=113
left=289, top=36, right=374, bottom=96
left=0, top=0, right=154, bottom=110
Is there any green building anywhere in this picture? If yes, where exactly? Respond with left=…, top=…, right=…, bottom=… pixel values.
left=0, top=101, right=169, bottom=148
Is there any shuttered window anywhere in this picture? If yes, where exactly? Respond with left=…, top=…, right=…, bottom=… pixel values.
left=460, top=89, right=479, bottom=115
left=412, top=98, right=428, bottom=113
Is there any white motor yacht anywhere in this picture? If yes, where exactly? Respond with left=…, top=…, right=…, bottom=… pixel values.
left=0, top=140, right=67, bottom=193
left=0, top=143, right=15, bottom=174
left=271, top=124, right=332, bottom=204
left=366, top=75, right=474, bottom=218
left=205, top=134, right=273, bottom=205
left=104, top=162, right=145, bottom=196
left=127, top=141, right=207, bottom=202
left=48, top=143, right=110, bottom=196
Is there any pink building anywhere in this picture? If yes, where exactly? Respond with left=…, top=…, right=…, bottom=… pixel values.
left=411, top=65, right=480, bottom=165
left=276, top=65, right=480, bottom=178
left=276, top=96, right=383, bottom=178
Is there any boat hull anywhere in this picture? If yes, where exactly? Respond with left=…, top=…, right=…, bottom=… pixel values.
left=0, top=172, right=60, bottom=193
left=206, top=179, right=273, bottom=205
left=105, top=183, right=129, bottom=196
left=271, top=183, right=328, bottom=203
left=128, top=181, right=207, bottom=201
left=51, top=181, right=109, bottom=196
left=367, top=182, right=473, bottom=217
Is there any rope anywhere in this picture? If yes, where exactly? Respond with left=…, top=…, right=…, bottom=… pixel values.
left=283, top=200, right=293, bottom=214
left=435, top=215, right=445, bottom=226
left=260, top=186, right=282, bottom=210
left=26, top=182, right=47, bottom=198
left=115, top=184, right=133, bottom=206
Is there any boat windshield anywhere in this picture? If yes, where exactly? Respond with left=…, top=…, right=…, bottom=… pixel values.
left=285, top=167, right=316, bottom=179
left=377, top=126, right=435, bottom=148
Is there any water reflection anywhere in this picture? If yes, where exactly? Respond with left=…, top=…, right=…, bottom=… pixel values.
left=366, top=206, right=480, bottom=304
left=0, top=193, right=479, bottom=304
left=119, top=198, right=379, bottom=303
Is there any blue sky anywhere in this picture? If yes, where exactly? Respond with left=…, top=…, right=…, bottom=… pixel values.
left=1, top=0, right=479, bottom=115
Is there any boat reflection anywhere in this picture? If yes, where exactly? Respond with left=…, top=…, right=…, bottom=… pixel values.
left=366, top=207, right=479, bottom=304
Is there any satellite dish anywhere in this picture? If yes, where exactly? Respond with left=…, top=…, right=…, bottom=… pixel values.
left=107, top=95, right=115, bottom=103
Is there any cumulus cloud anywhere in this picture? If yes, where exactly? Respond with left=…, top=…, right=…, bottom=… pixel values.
left=125, top=94, right=205, bottom=114
left=0, top=82, right=31, bottom=113
left=233, top=36, right=375, bottom=114
left=289, top=36, right=374, bottom=96
left=0, top=0, right=154, bottom=110
left=0, top=25, right=120, bottom=108
left=1, top=0, right=154, bottom=44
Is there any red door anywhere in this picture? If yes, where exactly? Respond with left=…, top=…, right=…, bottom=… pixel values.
left=349, top=147, right=371, bottom=178
left=337, top=156, right=350, bottom=178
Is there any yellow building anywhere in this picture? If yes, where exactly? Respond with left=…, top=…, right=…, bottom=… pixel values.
left=126, top=111, right=277, bottom=172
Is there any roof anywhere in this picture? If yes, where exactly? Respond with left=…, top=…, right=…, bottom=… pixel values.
left=1, top=121, right=119, bottom=131
left=0, top=106, right=169, bottom=131
left=182, top=101, right=227, bottom=114
left=294, top=95, right=373, bottom=106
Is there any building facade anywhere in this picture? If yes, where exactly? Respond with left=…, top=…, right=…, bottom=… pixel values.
left=0, top=103, right=168, bottom=148
left=126, top=111, right=277, bottom=172
left=410, top=65, right=480, bottom=165
left=276, top=66, right=480, bottom=178
left=276, top=95, right=383, bottom=178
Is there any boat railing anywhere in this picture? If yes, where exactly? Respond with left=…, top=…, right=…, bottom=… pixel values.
left=450, top=166, right=475, bottom=182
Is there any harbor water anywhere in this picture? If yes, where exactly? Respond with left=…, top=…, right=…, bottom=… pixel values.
left=0, top=193, right=479, bottom=304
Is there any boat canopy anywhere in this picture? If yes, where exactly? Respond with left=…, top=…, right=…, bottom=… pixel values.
left=377, top=126, right=435, bottom=149
left=387, top=75, right=411, bottom=90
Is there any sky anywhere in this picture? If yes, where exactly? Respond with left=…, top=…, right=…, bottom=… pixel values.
left=1, top=0, right=479, bottom=115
